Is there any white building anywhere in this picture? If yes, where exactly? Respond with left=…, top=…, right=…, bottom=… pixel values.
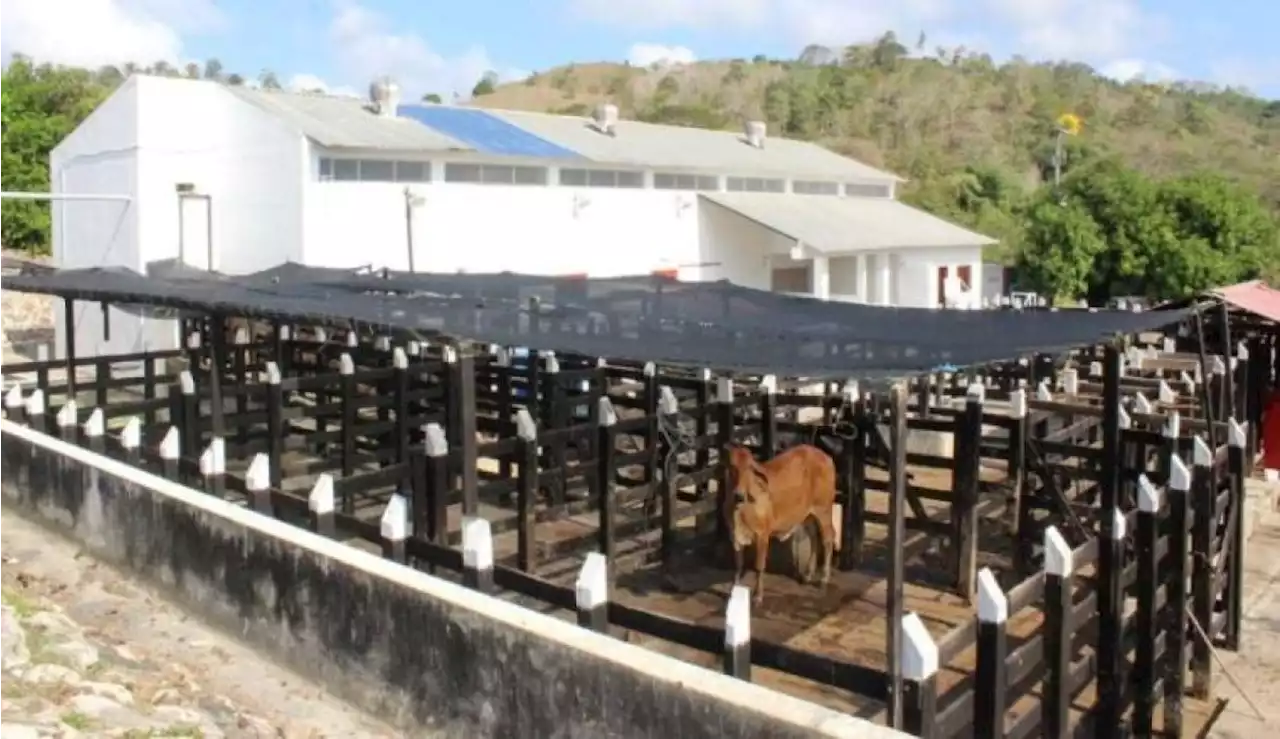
left=50, top=74, right=994, bottom=357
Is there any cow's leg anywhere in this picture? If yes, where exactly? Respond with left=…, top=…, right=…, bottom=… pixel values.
left=733, top=544, right=745, bottom=585
left=817, top=508, right=837, bottom=587
left=752, top=533, right=770, bottom=606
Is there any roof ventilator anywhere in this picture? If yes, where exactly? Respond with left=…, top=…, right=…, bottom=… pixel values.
left=745, top=119, right=766, bottom=149
left=592, top=103, right=619, bottom=137
left=369, top=76, right=401, bottom=118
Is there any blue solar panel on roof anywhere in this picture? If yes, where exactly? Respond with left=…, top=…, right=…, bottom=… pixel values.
left=397, top=105, right=583, bottom=159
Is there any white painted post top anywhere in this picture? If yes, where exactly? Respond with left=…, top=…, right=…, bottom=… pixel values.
left=82, top=408, right=105, bottom=437
left=461, top=516, right=494, bottom=571
left=120, top=417, right=142, bottom=449
left=159, top=426, right=181, bottom=460
left=1192, top=435, right=1212, bottom=467
left=575, top=552, right=609, bottom=611
left=1044, top=525, right=1074, bottom=576
left=900, top=613, right=939, bottom=680
left=514, top=409, right=537, bottom=440
left=725, top=585, right=752, bottom=647
left=977, top=568, right=1008, bottom=624
left=424, top=423, right=448, bottom=456
left=381, top=493, right=409, bottom=541
left=1169, top=454, right=1191, bottom=492
left=658, top=386, right=679, bottom=415
left=245, top=453, right=271, bottom=491
left=4, top=384, right=22, bottom=408
left=1137, top=474, right=1163, bottom=513
left=309, top=473, right=336, bottom=514
left=55, top=400, right=77, bottom=427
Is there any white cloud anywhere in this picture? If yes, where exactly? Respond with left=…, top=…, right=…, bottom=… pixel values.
left=326, top=0, right=522, bottom=100
left=287, top=72, right=360, bottom=98
left=1209, top=57, right=1280, bottom=95
left=0, top=0, right=223, bottom=68
left=628, top=43, right=698, bottom=67
left=1100, top=58, right=1178, bottom=84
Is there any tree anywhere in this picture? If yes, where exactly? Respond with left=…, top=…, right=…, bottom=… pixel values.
left=259, top=70, right=282, bottom=90
left=422, top=93, right=443, bottom=103
left=471, top=71, right=498, bottom=97
left=203, top=58, right=224, bottom=81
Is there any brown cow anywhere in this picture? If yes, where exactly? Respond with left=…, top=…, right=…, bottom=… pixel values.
left=724, top=444, right=840, bottom=605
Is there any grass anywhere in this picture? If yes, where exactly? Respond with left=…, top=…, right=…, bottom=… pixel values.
left=2, top=585, right=40, bottom=618
left=122, top=728, right=205, bottom=738
left=60, top=711, right=93, bottom=730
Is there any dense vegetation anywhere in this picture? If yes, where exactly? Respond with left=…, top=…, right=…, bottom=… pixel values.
left=4, top=36, right=1278, bottom=302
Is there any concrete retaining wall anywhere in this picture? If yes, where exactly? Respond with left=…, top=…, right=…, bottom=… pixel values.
left=0, top=419, right=904, bottom=739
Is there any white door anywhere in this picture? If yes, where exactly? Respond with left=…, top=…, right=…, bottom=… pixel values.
left=179, top=195, right=212, bottom=270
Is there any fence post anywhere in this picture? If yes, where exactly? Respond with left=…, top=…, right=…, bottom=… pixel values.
left=1160, top=411, right=1181, bottom=484
left=974, top=567, right=1008, bottom=739
left=642, top=362, right=659, bottom=486
left=1008, top=389, right=1031, bottom=576
left=245, top=452, right=272, bottom=515
left=839, top=381, right=865, bottom=570
left=540, top=353, right=565, bottom=504
left=695, top=368, right=712, bottom=501
left=1043, top=525, right=1074, bottom=738
left=597, top=397, right=618, bottom=565
left=1097, top=506, right=1127, bottom=739
left=381, top=492, right=409, bottom=564
left=120, top=417, right=142, bottom=466
left=724, top=584, right=751, bottom=680
left=199, top=438, right=226, bottom=498
left=513, top=409, right=538, bottom=572
left=714, top=377, right=735, bottom=542
left=265, top=362, right=284, bottom=489
left=423, top=423, right=450, bottom=547
left=953, top=383, right=984, bottom=598
left=309, top=473, right=336, bottom=538
left=901, top=612, right=940, bottom=737
left=657, top=386, right=680, bottom=570
left=1224, top=419, right=1247, bottom=650
left=160, top=426, right=181, bottom=481
left=339, top=353, right=356, bottom=506
left=56, top=400, right=78, bottom=443
left=82, top=408, right=105, bottom=454
left=758, top=375, right=777, bottom=457
left=1133, top=474, right=1163, bottom=736
left=1165, top=453, right=1192, bottom=736
left=391, top=348, right=410, bottom=467
left=178, top=370, right=199, bottom=459
left=462, top=516, right=495, bottom=593
left=575, top=551, right=609, bottom=632
left=5, top=384, right=25, bottom=423
left=25, top=388, right=46, bottom=435
left=1190, top=435, right=1214, bottom=697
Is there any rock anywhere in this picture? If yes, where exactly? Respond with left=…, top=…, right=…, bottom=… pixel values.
left=20, top=663, right=82, bottom=686
left=28, top=611, right=81, bottom=639
left=149, top=687, right=184, bottom=705
left=78, top=680, right=134, bottom=706
left=48, top=640, right=100, bottom=672
left=1, top=723, right=42, bottom=739
left=153, top=703, right=211, bottom=725
left=2, top=605, right=31, bottom=670
left=66, top=693, right=148, bottom=729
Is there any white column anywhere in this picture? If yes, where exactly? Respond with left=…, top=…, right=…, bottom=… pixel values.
left=877, top=253, right=892, bottom=306
left=811, top=255, right=830, bottom=300
left=856, top=253, right=868, bottom=302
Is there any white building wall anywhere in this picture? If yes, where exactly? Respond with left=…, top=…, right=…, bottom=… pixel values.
left=303, top=180, right=700, bottom=278
left=50, top=77, right=142, bottom=360
left=52, top=75, right=308, bottom=358
left=697, top=201, right=794, bottom=289
left=893, top=245, right=984, bottom=309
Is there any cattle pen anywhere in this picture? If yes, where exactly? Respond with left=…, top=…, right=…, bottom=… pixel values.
left=3, top=263, right=1278, bottom=737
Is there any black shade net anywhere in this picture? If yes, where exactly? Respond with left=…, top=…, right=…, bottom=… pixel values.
left=2, top=261, right=1189, bottom=381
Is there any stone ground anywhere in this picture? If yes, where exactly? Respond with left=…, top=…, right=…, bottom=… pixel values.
left=1205, top=479, right=1280, bottom=737
left=1, top=507, right=401, bottom=738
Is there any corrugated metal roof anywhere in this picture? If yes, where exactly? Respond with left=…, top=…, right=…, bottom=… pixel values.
left=225, top=87, right=473, bottom=152
left=485, top=108, right=901, bottom=182
left=1213, top=280, right=1280, bottom=323
left=700, top=192, right=997, bottom=252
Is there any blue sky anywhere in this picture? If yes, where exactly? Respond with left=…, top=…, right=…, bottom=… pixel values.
left=3, top=0, right=1277, bottom=99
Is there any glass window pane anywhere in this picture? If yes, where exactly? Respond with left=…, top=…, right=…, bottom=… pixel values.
left=617, top=170, right=644, bottom=188
left=513, top=166, right=546, bottom=185
left=696, top=175, right=719, bottom=191
left=481, top=165, right=513, bottom=184
left=395, top=161, right=428, bottom=182
left=846, top=182, right=890, bottom=197
left=445, top=163, right=481, bottom=182
left=587, top=169, right=615, bottom=187
left=560, top=168, right=587, bottom=186
left=762, top=178, right=785, bottom=193
left=333, top=159, right=359, bottom=181
left=360, top=159, right=394, bottom=181
left=319, top=158, right=332, bottom=177
left=653, top=173, right=676, bottom=189
left=675, top=174, right=696, bottom=190
left=726, top=176, right=745, bottom=191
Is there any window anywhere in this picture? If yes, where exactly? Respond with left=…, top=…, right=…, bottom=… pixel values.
left=445, top=163, right=547, bottom=185
left=727, top=176, right=786, bottom=193
left=318, top=157, right=432, bottom=183
left=333, top=159, right=359, bottom=181
left=653, top=172, right=719, bottom=191
left=792, top=180, right=840, bottom=195
left=845, top=182, right=892, bottom=198
left=395, top=161, right=430, bottom=182
left=360, top=159, right=394, bottom=181
left=559, top=168, right=645, bottom=188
